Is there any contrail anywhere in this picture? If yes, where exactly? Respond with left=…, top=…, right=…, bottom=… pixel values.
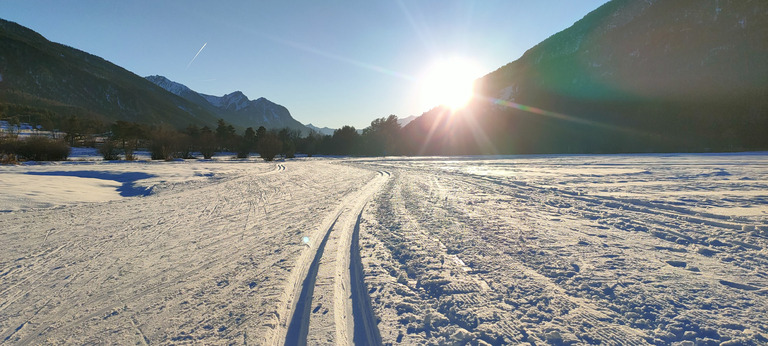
left=186, top=42, right=207, bottom=68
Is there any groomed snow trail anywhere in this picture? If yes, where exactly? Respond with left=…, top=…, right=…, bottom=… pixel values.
left=2, top=155, right=767, bottom=345
left=0, top=161, right=379, bottom=345
left=276, top=170, right=389, bottom=346
left=356, top=155, right=768, bottom=345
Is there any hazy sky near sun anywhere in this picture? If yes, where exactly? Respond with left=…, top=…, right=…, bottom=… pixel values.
left=1, top=1, right=607, bottom=129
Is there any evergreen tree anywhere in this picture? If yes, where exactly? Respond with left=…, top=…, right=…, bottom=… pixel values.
left=215, top=119, right=236, bottom=151
left=278, top=128, right=300, bottom=158
left=362, top=114, right=401, bottom=156
left=331, top=125, right=360, bottom=155
left=299, top=130, right=323, bottom=157
left=255, top=126, right=267, bottom=153
left=236, top=127, right=257, bottom=158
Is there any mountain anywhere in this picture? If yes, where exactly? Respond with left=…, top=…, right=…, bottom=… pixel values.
left=303, top=115, right=414, bottom=138
left=397, top=115, right=417, bottom=127
left=305, top=123, right=335, bottom=136
left=0, top=18, right=218, bottom=130
left=199, top=91, right=309, bottom=134
left=146, top=75, right=309, bottom=134
left=405, top=0, right=768, bottom=154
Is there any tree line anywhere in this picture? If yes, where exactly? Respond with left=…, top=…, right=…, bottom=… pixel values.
left=101, top=119, right=293, bottom=161
left=101, top=114, right=405, bottom=161
left=1, top=107, right=408, bottom=162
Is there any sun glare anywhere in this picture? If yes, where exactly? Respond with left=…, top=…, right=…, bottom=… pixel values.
left=420, top=58, right=483, bottom=111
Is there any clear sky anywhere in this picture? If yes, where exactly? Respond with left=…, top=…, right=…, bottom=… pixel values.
left=1, top=1, right=607, bottom=129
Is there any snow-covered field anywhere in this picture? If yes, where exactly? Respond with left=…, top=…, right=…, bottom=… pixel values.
left=357, top=154, right=768, bottom=345
left=1, top=153, right=767, bottom=345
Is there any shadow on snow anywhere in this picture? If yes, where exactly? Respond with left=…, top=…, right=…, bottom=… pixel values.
left=26, top=171, right=155, bottom=197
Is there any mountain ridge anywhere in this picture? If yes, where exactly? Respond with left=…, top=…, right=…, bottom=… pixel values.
left=146, top=75, right=309, bottom=134
left=305, top=123, right=336, bottom=136
left=0, top=18, right=219, bottom=129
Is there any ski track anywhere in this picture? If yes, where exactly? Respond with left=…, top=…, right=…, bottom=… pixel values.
left=356, top=156, right=768, bottom=345
left=0, top=161, right=380, bottom=344
left=276, top=169, right=389, bottom=346
left=1, top=155, right=767, bottom=345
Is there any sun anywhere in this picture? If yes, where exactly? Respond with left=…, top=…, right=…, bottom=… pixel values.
left=419, top=57, right=483, bottom=111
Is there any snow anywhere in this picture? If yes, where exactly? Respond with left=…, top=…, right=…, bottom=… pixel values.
left=498, top=84, right=518, bottom=101
left=200, top=93, right=221, bottom=107
left=397, top=115, right=418, bottom=127
left=358, top=153, right=768, bottom=344
left=306, top=123, right=336, bottom=136
left=0, top=173, right=123, bottom=211
left=146, top=75, right=192, bottom=96
left=0, top=151, right=279, bottom=212
left=201, top=91, right=251, bottom=111
left=1, top=153, right=767, bottom=344
left=0, top=158, right=372, bottom=344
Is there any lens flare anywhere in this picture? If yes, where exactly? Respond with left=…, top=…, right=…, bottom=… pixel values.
left=420, top=58, right=483, bottom=111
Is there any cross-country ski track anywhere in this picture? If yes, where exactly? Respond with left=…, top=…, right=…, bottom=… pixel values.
left=0, top=161, right=387, bottom=345
left=277, top=170, right=389, bottom=346
left=1, top=154, right=767, bottom=345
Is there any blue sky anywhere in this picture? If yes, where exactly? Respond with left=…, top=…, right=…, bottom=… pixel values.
left=1, top=1, right=607, bottom=129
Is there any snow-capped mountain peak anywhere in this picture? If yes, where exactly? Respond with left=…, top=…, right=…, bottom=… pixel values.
left=221, top=91, right=249, bottom=111
left=305, top=123, right=336, bottom=136
left=200, top=91, right=250, bottom=111
left=145, top=75, right=193, bottom=96
left=397, top=115, right=417, bottom=127
left=145, top=75, right=309, bottom=134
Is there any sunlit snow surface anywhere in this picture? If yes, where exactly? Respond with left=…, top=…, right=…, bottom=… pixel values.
left=1, top=152, right=767, bottom=344
left=0, top=149, right=265, bottom=212
left=356, top=153, right=768, bottom=345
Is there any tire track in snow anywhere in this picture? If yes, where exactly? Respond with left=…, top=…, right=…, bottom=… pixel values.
left=275, top=169, right=389, bottom=346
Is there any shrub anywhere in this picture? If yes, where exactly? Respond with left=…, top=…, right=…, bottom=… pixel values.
left=198, top=132, right=216, bottom=159
left=236, top=149, right=250, bottom=159
left=99, top=140, right=121, bottom=160
left=236, top=135, right=250, bottom=158
left=283, top=140, right=296, bottom=159
left=0, top=137, right=19, bottom=164
left=150, top=141, right=175, bottom=160
left=0, top=153, right=18, bottom=164
left=13, top=137, right=70, bottom=161
left=258, top=133, right=282, bottom=161
left=123, top=141, right=137, bottom=161
left=175, top=133, right=196, bottom=159
left=149, top=126, right=181, bottom=161
left=0, top=137, right=18, bottom=160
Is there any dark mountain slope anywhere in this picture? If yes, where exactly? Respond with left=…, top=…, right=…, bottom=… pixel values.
left=405, top=0, right=768, bottom=154
left=0, top=19, right=218, bottom=129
